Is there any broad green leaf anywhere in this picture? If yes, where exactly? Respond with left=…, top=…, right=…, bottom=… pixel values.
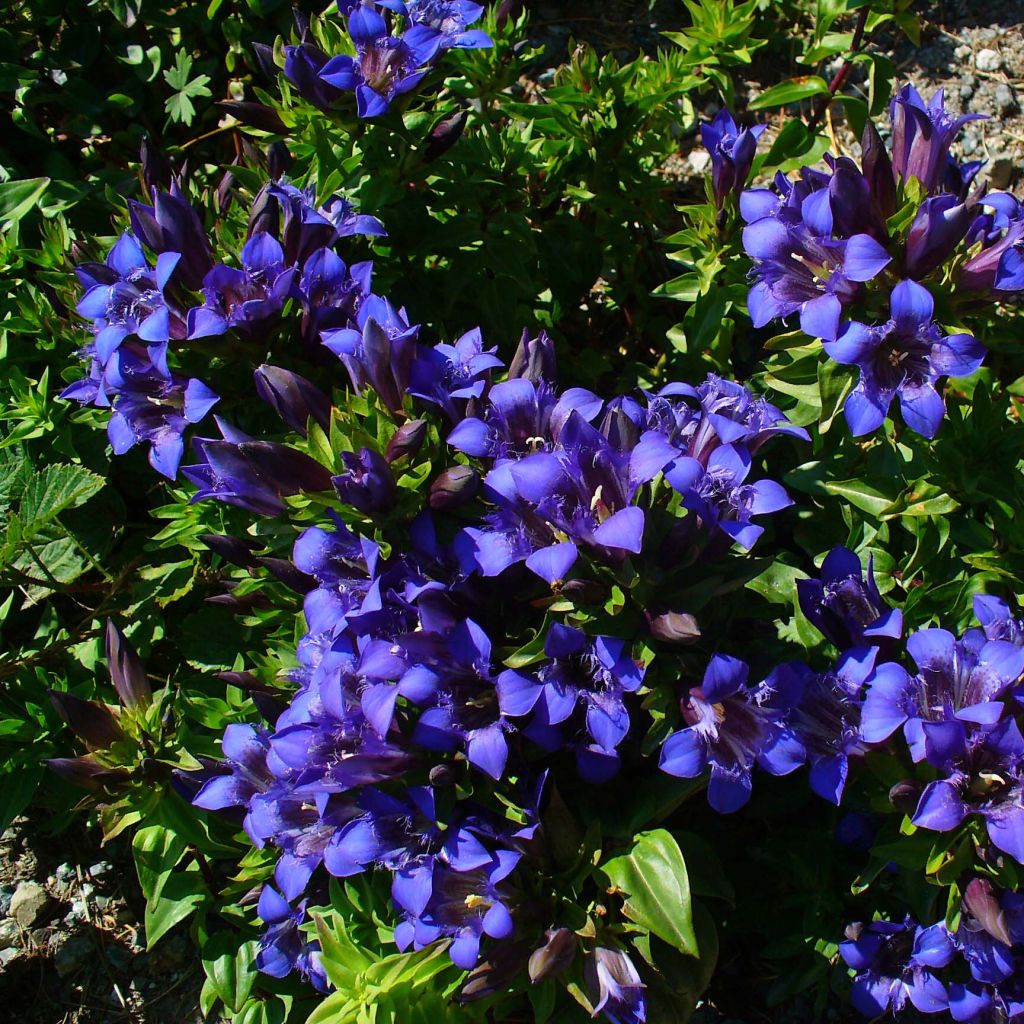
left=749, top=76, right=830, bottom=110
left=133, top=824, right=187, bottom=902
left=0, top=178, right=50, bottom=229
left=823, top=478, right=895, bottom=517
left=144, top=863, right=206, bottom=947
left=600, top=829, right=698, bottom=956
left=202, top=935, right=258, bottom=1013
left=0, top=763, right=42, bottom=832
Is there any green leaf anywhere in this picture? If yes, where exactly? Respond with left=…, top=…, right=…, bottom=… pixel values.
left=823, top=478, right=895, bottom=517
left=202, top=934, right=258, bottom=1013
left=144, top=864, right=206, bottom=947
left=132, top=825, right=187, bottom=903
left=749, top=76, right=830, bottom=110
left=0, top=178, right=50, bottom=229
left=600, top=829, right=698, bottom=956
left=0, top=763, right=42, bottom=832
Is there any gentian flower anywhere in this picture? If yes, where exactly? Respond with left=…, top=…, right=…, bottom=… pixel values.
left=912, top=718, right=1024, bottom=864
left=974, top=594, right=1024, bottom=647
left=785, top=648, right=876, bottom=804
left=585, top=947, right=647, bottom=1024
left=742, top=206, right=891, bottom=341
left=254, top=364, right=332, bottom=436
left=408, top=328, right=504, bottom=422
left=100, top=345, right=219, bottom=479
left=889, top=84, right=985, bottom=195
left=701, top=108, right=766, bottom=209
left=128, top=181, right=214, bottom=290
left=797, top=545, right=903, bottom=651
left=299, top=247, right=374, bottom=340
left=319, top=8, right=442, bottom=118
left=839, top=917, right=953, bottom=1016
left=507, top=328, right=557, bottom=384
left=659, top=654, right=804, bottom=813
left=952, top=879, right=1024, bottom=986
left=824, top=279, right=984, bottom=438
left=284, top=41, right=347, bottom=110
left=961, top=193, right=1024, bottom=294
left=187, top=233, right=297, bottom=341
left=183, top=418, right=333, bottom=515
left=378, top=0, right=492, bottom=50
left=322, top=294, right=420, bottom=414
left=905, top=195, right=972, bottom=280
left=74, top=233, right=184, bottom=370
left=497, top=624, right=645, bottom=780
left=860, top=625, right=1024, bottom=762
left=255, top=886, right=329, bottom=993
left=332, top=446, right=398, bottom=515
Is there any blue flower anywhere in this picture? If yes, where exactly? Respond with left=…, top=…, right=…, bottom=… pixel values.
left=701, top=108, right=766, bottom=209
left=585, top=947, right=647, bottom=1024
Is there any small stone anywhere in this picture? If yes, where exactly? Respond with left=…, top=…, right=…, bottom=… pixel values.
left=995, top=84, right=1017, bottom=115
left=30, top=926, right=55, bottom=947
left=954, top=44, right=972, bottom=60
left=0, top=885, right=13, bottom=917
left=55, top=863, right=75, bottom=884
left=10, top=881, right=52, bottom=929
left=0, top=948, right=18, bottom=967
left=0, top=919, right=19, bottom=950
left=94, top=895, right=109, bottom=912
left=975, top=48, right=1002, bottom=72
left=988, top=157, right=1015, bottom=191
left=687, top=150, right=711, bottom=174
left=56, top=935, right=93, bottom=978
left=89, top=862, right=113, bottom=879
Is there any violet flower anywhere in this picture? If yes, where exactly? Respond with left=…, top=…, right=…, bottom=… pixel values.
left=378, top=0, right=492, bottom=50
left=128, top=181, right=214, bottom=291
left=408, top=329, right=504, bottom=423
left=701, top=108, right=766, bottom=209
left=585, top=947, right=647, bottom=1024
left=824, top=279, right=984, bottom=438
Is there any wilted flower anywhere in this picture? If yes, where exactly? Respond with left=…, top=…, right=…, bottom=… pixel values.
left=585, top=947, right=647, bottom=1024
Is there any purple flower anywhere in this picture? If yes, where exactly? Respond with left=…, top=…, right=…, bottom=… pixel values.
left=183, top=418, right=333, bottom=515
left=187, top=233, right=297, bottom=341
left=299, top=247, right=374, bottom=341
left=497, top=624, right=645, bottom=780
left=332, top=446, right=398, bottom=515
left=585, top=947, right=647, bottom=1024
left=507, top=328, right=557, bottom=385
left=322, top=294, right=420, bottom=414
left=952, top=879, right=1024, bottom=986
left=797, top=546, right=903, bottom=651
left=284, top=41, right=346, bottom=110
left=824, top=279, right=984, bottom=438
left=860, top=626, right=1024, bottom=762
left=408, top=328, right=504, bottom=422
left=320, top=11, right=441, bottom=118
left=659, top=654, right=804, bottom=813
left=255, top=886, right=329, bottom=993
left=786, top=648, right=876, bottom=804
left=701, top=108, right=766, bottom=209
left=254, top=364, right=332, bottom=436
left=98, top=345, right=219, bottom=479
left=128, top=181, right=214, bottom=291
left=975, top=594, right=1024, bottom=647
left=912, top=718, right=1024, bottom=865
left=889, top=84, right=985, bottom=195
left=839, top=917, right=953, bottom=1016
left=961, top=194, right=1024, bottom=294
left=905, top=194, right=972, bottom=280
left=73, top=233, right=184, bottom=371
left=742, top=203, right=891, bottom=341
left=379, top=0, right=492, bottom=50
left=664, top=442, right=792, bottom=551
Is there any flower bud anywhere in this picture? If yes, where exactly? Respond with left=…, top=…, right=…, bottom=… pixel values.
left=200, top=533, right=263, bottom=569
left=429, top=762, right=464, bottom=787
left=964, top=878, right=1014, bottom=946
left=423, top=110, right=468, bottom=164
left=49, top=691, right=124, bottom=749
left=267, top=141, right=294, bottom=181
left=216, top=101, right=287, bottom=135
left=139, top=137, right=170, bottom=193
left=906, top=195, right=971, bottom=280
left=386, top=419, right=428, bottom=463
left=861, top=121, right=897, bottom=220
left=47, top=756, right=129, bottom=791
left=528, top=928, right=577, bottom=983
left=648, top=611, right=701, bottom=645
left=254, top=364, right=332, bottom=435
left=251, top=43, right=279, bottom=82
left=105, top=620, right=152, bottom=712
left=508, top=329, right=557, bottom=384
left=559, top=579, right=607, bottom=605
left=256, top=557, right=317, bottom=594
left=429, top=465, right=479, bottom=511
left=333, top=447, right=398, bottom=515
left=888, top=780, right=922, bottom=814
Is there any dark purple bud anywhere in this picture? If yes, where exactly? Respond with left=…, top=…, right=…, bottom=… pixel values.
left=199, top=533, right=263, bottom=569
left=105, top=620, right=152, bottom=712
left=284, top=42, right=344, bottom=111
left=428, top=762, right=464, bottom=787
left=332, top=447, right=398, bottom=515
left=386, top=419, right=428, bottom=463
left=254, top=364, right=332, bottom=435
left=139, top=137, right=170, bottom=193
left=528, top=928, right=577, bottom=983
left=267, top=141, right=294, bottom=181
left=252, top=691, right=288, bottom=726
left=128, top=181, right=214, bottom=290
left=49, top=691, right=124, bottom=749
left=247, top=182, right=280, bottom=239
left=256, top=557, right=316, bottom=594
left=648, top=611, right=701, bottom=645
left=47, top=756, right=129, bottom=791
left=140, top=757, right=170, bottom=783
left=861, top=121, right=897, bottom=220
left=559, top=579, right=607, bottom=604
left=216, top=101, right=287, bottom=135
left=215, top=670, right=276, bottom=692
left=423, top=110, right=468, bottom=164
left=205, top=591, right=274, bottom=612
left=888, top=780, right=922, bottom=814
left=428, top=465, right=479, bottom=510
left=251, top=42, right=279, bottom=82
left=496, top=0, right=520, bottom=26
left=508, top=329, right=557, bottom=384
left=963, top=878, right=1013, bottom=947
left=460, top=943, right=531, bottom=1003
left=905, top=194, right=971, bottom=280
left=216, top=164, right=237, bottom=215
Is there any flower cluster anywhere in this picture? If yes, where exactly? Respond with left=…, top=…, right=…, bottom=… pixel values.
left=284, top=1, right=490, bottom=118
left=736, top=85, right=1006, bottom=439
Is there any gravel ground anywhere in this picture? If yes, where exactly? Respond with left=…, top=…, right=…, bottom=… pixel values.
left=7, top=3, right=1024, bottom=1022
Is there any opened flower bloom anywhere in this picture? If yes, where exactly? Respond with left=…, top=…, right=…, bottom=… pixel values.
left=824, top=279, right=984, bottom=438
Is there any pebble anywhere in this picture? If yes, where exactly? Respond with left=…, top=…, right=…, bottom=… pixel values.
left=0, top=919, right=19, bottom=950
left=687, top=150, right=711, bottom=174
left=995, top=83, right=1017, bottom=115
left=89, top=861, right=113, bottom=879
left=0, top=884, right=13, bottom=917
left=55, top=935, right=93, bottom=978
left=975, top=48, right=1002, bottom=72
left=0, top=948, right=18, bottom=967
left=10, top=881, right=52, bottom=929
left=988, top=156, right=1016, bottom=190
left=55, top=863, right=75, bottom=884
